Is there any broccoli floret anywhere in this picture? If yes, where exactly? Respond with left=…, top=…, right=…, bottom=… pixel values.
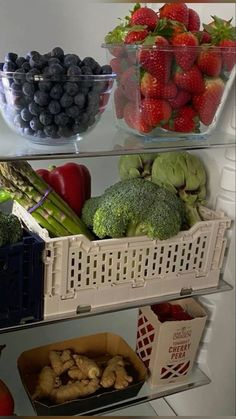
left=0, top=212, right=23, bottom=247
left=92, top=178, right=185, bottom=240
left=81, top=196, right=103, bottom=229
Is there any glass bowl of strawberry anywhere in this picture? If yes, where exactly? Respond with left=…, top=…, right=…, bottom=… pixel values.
left=103, top=3, right=236, bottom=138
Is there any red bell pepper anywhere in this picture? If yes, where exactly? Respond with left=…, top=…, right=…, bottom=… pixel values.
left=36, top=163, right=91, bottom=216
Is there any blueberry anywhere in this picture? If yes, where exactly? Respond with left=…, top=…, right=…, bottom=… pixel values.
left=88, top=114, right=96, bottom=126
left=92, top=80, right=107, bottom=93
left=60, top=93, right=73, bottom=108
left=82, top=57, right=97, bottom=71
left=13, top=69, right=26, bottom=85
left=26, top=68, right=39, bottom=82
left=44, top=124, right=58, bottom=138
left=21, top=107, right=32, bottom=121
left=74, top=93, right=85, bottom=108
left=22, top=82, right=35, bottom=97
left=16, top=56, right=26, bottom=68
left=42, top=66, right=50, bottom=76
left=73, top=122, right=88, bottom=134
left=67, top=65, right=82, bottom=76
left=11, top=82, right=22, bottom=94
left=93, top=63, right=102, bottom=75
left=101, top=64, right=113, bottom=74
left=21, top=61, right=31, bottom=72
left=58, top=126, right=73, bottom=137
left=30, top=53, right=46, bottom=69
left=34, top=90, right=50, bottom=106
left=48, top=100, right=61, bottom=115
left=35, top=129, right=46, bottom=138
left=48, top=57, right=61, bottom=66
left=51, top=47, right=64, bottom=60
left=48, top=63, right=64, bottom=76
left=3, top=61, right=16, bottom=72
left=64, top=54, right=80, bottom=68
left=30, top=116, right=44, bottom=131
left=81, top=66, right=93, bottom=75
left=27, top=51, right=40, bottom=59
left=13, top=96, right=26, bottom=110
left=39, top=110, right=53, bottom=126
left=54, top=112, right=70, bottom=127
left=29, top=101, right=43, bottom=116
left=14, top=113, right=28, bottom=128
left=63, top=81, right=79, bottom=96
left=38, top=81, right=52, bottom=92
left=50, top=83, right=63, bottom=100
left=66, top=105, right=80, bottom=119
left=24, top=127, right=34, bottom=136
left=5, top=52, right=18, bottom=62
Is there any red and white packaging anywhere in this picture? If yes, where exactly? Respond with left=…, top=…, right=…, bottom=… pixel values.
left=136, top=298, right=207, bottom=387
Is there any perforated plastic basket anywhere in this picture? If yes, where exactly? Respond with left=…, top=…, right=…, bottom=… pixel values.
left=0, top=229, right=44, bottom=328
left=13, top=202, right=231, bottom=319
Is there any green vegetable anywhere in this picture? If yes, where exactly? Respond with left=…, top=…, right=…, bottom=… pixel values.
left=0, top=212, right=22, bottom=247
left=151, top=151, right=207, bottom=227
left=0, top=161, right=94, bottom=240
left=0, top=189, right=11, bottom=204
left=81, top=196, right=103, bottom=229
left=119, top=154, right=157, bottom=180
left=83, top=178, right=185, bottom=240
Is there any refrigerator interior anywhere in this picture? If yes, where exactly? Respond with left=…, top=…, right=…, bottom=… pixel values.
left=0, top=1, right=235, bottom=416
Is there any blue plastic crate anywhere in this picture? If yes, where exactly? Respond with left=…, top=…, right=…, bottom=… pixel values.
left=0, top=230, right=44, bottom=328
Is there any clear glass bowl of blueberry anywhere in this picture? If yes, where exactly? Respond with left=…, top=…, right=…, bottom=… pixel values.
left=0, top=47, right=116, bottom=145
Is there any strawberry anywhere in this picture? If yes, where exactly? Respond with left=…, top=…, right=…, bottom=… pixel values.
left=159, top=3, right=189, bottom=27
left=124, top=28, right=149, bottom=44
left=219, top=39, right=236, bottom=72
left=174, top=65, right=205, bottom=94
left=193, top=31, right=212, bottom=44
left=130, top=6, right=159, bottom=32
left=168, top=89, right=191, bottom=109
left=172, top=32, right=199, bottom=70
left=141, top=98, right=172, bottom=128
left=197, top=47, right=222, bottom=77
left=110, top=57, right=129, bottom=76
left=203, top=16, right=236, bottom=45
left=187, top=9, right=200, bottom=32
left=141, top=72, right=177, bottom=99
left=120, top=67, right=140, bottom=102
left=139, top=35, right=172, bottom=82
left=123, top=101, right=152, bottom=133
left=164, top=106, right=200, bottom=133
left=193, top=77, right=225, bottom=125
left=114, top=87, right=128, bottom=119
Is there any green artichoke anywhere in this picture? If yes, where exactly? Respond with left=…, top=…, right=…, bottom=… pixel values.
left=119, top=154, right=158, bottom=180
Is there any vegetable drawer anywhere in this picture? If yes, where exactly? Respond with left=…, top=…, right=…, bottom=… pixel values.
left=13, top=202, right=231, bottom=319
left=0, top=229, right=44, bottom=328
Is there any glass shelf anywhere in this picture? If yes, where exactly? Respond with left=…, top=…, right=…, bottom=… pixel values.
left=0, top=278, right=232, bottom=334
left=0, top=110, right=235, bottom=162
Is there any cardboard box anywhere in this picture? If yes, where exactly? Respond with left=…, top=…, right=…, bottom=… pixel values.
left=17, top=332, right=148, bottom=415
left=136, top=298, right=207, bottom=387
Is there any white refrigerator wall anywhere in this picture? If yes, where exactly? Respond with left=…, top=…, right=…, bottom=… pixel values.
left=0, top=1, right=235, bottom=416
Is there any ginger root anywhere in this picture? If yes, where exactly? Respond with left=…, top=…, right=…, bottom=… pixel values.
left=100, top=355, right=133, bottom=390
left=73, top=354, right=101, bottom=379
left=32, top=366, right=61, bottom=400
left=67, top=365, right=87, bottom=380
left=51, top=378, right=100, bottom=404
left=49, top=349, right=74, bottom=375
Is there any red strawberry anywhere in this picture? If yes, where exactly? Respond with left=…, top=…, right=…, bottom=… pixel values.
left=120, top=67, right=140, bottom=102
left=164, top=106, right=200, bottom=133
left=187, top=9, right=200, bottom=32
left=168, top=89, right=191, bottom=109
left=219, top=39, right=236, bottom=72
left=114, top=87, right=128, bottom=119
left=123, top=101, right=152, bottom=133
left=193, top=30, right=212, bottom=44
left=139, top=36, right=172, bottom=82
left=174, top=65, right=205, bottom=94
left=124, top=28, right=149, bottom=44
left=130, top=6, right=159, bottom=32
left=193, top=77, right=225, bottom=125
left=159, top=3, right=189, bottom=27
left=141, top=72, right=177, bottom=99
left=197, top=47, right=222, bottom=77
left=172, top=32, right=199, bottom=70
left=141, top=98, right=172, bottom=128
left=110, top=57, right=129, bottom=76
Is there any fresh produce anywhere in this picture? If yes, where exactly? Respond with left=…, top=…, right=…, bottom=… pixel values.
left=33, top=348, right=134, bottom=404
left=151, top=302, right=193, bottom=322
left=0, top=189, right=11, bottom=204
left=104, top=3, right=236, bottom=134
left=0, top=47, right=113, bottom=141
left=0, top=211, right=23, bottom=247
left=0, top=161, right=94, bottom=239
left=82, top=178, right=185, bottom=240
left=36, top=163, right=91, bottom=216
left=118, top=151, right=207, bottom=227
left=0, top=345, right=15, bottom=416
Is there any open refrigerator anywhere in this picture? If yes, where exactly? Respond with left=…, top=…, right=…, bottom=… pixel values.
left=0, top=1, right=235, bottom=416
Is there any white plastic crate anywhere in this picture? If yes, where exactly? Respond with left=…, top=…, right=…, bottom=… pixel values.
left=13, top=202, right=231, bottom=319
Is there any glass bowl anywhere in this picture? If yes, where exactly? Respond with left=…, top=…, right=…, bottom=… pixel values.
left=0, top=71, right=116, bottom=145
left=103, top=44, right=236, bottom=139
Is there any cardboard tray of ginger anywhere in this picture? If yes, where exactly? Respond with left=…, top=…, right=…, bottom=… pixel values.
left=17, top=332, right=148, bottom=415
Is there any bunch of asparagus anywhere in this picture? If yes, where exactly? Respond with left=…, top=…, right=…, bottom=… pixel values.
left=0, top=161, right=94, bottom=239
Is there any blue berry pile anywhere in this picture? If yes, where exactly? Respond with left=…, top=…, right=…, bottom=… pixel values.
left=0, top=47, right=113, bottom=141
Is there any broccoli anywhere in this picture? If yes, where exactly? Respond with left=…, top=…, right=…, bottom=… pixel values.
left=0, top=212, right=23, bottom=247
left=81, top=196, right=103, bottom=229
left=85, top=178, right=185, bottom=240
